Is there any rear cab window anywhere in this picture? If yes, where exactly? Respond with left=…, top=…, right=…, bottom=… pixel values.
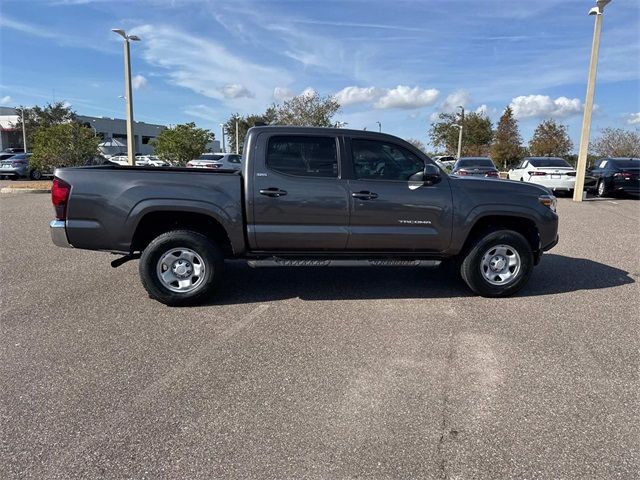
left=266, top=136, right=338, bottom=178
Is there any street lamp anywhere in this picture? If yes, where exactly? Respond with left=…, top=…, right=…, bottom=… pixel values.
left=573, top=0, right=611, bottom=202
left=452, top=123, right=463, bottom=159
left=376, top=121, right=382, bottom=132
left=112, top=28, right=140, bottom=166
left=218, top=123, right=226, bottom=152
left=15, top=106, right=27, bottom=152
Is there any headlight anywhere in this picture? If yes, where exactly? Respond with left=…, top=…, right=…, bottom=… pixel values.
left=538, top=194, right=557, bottom=212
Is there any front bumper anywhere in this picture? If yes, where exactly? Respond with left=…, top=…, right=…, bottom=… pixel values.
left=50, top=220, right=73, bottom=248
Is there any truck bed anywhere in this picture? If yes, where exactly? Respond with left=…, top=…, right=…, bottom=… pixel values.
left=54, top=165, right=245, bottom=254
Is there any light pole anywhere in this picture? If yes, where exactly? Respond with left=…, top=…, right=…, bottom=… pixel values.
left=16, top=107, right=27, bottom=152
left=219, top=123, right=226, bottom=152
left=573, top=0, right=611, bottom=202
left=376, top=121, right=382, bottom=132
left=452, top=124, right=463, bottom=159
left=112, top=28, right=140, bottom=166
left=456, top=106, right=464, bottom=159
left=235, top=120, right=239, bottom=154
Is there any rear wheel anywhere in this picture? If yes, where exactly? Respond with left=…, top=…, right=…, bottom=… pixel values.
left=139, top=230, right=223, bottom=306
left=461, top=230, right=533, bottom=297
left=29, top=169, right=42, bottom=180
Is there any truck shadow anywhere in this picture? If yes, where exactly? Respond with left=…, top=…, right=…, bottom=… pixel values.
left=207, top=254, right=635, bottom=304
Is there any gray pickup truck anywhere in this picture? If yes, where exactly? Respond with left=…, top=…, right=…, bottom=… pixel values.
left=51, top=126, right=558, bottom=305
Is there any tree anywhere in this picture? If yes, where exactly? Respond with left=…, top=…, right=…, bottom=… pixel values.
left=405, top=138, right=427, bottom=153
left=271, top=91, right=340, bottom=127
left=529, top=119, right=573, bottom=157
left=429, top=111, right=493, bottom=156
left=590, top=128, right=640, bottom=158
left=30, top=122, right=100, bottom=171
left=491, top=106, right=522, bottom=170
left=224, top=111, right=275, bottom=154
left=224, top=91, right=341, bottom=154
left=152, top=122, right=214, bottom=165
left=13, top=102, right=76, bottom=146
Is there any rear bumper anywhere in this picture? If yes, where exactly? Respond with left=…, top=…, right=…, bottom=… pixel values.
left=50, top=220, right=73, bottom=248
left=529, top=176, right=576, bottom=191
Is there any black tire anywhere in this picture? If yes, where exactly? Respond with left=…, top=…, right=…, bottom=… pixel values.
left=139, top=230, right=223, bottom=306
left=597, top=179, right=609, bottom=197
left=29, top=169, right=42, bottom=180
left=460, top=229, right=533, bottom=298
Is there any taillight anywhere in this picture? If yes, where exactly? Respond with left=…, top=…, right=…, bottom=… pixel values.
left=186, top=162, right=194, bottom=167
left=485, top=171, right=499, bottom=178
left=528, top=171, right=547, bottom=176
left=566, top=171, right=577, bottom=177
left=613, top=172, right=632, bottom=178
left=51, top=178, right=70, bottom=220
left=205, top=163, right=221, bottom=169
left=456, top=169, right=470, bottom=176
left=12, top=160, right=27, bottom=166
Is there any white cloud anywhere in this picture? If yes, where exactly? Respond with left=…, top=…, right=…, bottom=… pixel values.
left=334, top=86, right=381, bottom=106
left=273, top=87, right=294, bottom=102
left=375, top=85, right=439, bottom=109
left=130, top=24, right=291, bottom=109
left=300, top=87, right=317, bottom=97
left=627, top=113, right=640, bottom=125
left=334, top=85, right=440, bottom=109
left=0, top=95, right=12, bottom=105
left=440, top=89, right=471, bottom=113
left=510, top=95, right=583, bottom=119
left=132, top=74, right=148, bottom=90
left=222, top=83, right=253, bottom=99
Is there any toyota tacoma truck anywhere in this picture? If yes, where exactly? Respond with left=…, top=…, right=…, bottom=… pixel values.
left=50, top=126, right=558, bottom=306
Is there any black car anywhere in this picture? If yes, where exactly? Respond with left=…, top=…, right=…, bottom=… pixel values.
left=451, top=157, right=500, bottom=178
left=588, top=158, right=640, bottom=197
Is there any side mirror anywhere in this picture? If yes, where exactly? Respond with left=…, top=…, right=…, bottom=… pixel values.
left=423, top=163, right=441, bottom=185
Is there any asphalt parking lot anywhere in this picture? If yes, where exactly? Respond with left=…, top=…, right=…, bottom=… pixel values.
left=1, top=192, right=638, bottom=479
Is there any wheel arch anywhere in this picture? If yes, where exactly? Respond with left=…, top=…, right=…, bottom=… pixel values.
left=130, top=210, right=235, bottom=256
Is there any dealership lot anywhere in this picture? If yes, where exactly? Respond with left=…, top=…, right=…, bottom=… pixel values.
left=1, top=193, right=638, bottom=479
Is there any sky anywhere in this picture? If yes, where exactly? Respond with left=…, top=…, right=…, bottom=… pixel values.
left=1, top=0, right=639, bottom=152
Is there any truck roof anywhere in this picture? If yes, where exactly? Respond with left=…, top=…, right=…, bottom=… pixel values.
left=247, top=125, right=409, bottom=142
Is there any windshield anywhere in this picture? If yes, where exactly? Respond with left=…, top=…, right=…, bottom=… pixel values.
left=197, top=155, right=224, bottom=161
left=611, top=159, right=640, bottom=169
left=457, top=158, right=494, bottom=168
left=529, top=158, right=571, bottom=168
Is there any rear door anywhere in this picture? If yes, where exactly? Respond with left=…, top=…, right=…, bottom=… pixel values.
left=251, top=133, right=349, bottom=250
left=345, top=137, right=452, bottom=252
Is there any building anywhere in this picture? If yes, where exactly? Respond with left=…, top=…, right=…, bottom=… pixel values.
left=0, top=107, right=220, bottom=155
left=0, top=106, right=22, bottom=151
left=77, top=115, right=166, bottom=156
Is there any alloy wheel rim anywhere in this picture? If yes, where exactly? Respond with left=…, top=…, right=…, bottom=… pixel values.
left=480, top=244, right=521, bottom=286
left=156, top=247, right=205, bottom=293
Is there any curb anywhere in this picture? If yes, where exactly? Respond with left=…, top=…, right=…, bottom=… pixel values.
left=0, top=187, right=51, bottom=194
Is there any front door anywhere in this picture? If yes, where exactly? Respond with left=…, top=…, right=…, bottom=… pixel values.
left=251, top=134, right=349, bottom=250
left=346, top=137, right=453, bottom=252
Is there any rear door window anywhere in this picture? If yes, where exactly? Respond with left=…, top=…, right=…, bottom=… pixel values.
left=266, top=136, right=338, bottom=177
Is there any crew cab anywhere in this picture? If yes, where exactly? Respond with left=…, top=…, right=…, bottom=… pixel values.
left=50, top=126, right=559, bottom=306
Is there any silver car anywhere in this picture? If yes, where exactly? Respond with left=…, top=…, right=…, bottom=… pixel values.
left=0, top=153, right=32, bottom=179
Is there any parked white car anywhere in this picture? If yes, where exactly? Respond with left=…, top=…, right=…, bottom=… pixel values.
left=186, top=153, right=242, bottom=170
left=107, top=155, right=129, bottom=165
left=135, top=155, right=169, bottom=167
left=507, top=157, right=576, bottom=193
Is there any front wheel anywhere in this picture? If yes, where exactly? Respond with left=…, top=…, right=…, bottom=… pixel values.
left=460, top=230, right=533, bottom=297
left=139, top=230, right=223, bottom=306
left=597, top=179, right=609, bottom=197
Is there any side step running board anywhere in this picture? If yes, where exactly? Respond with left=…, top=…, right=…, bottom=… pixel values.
left=247, top=258, right=441, bottom=268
